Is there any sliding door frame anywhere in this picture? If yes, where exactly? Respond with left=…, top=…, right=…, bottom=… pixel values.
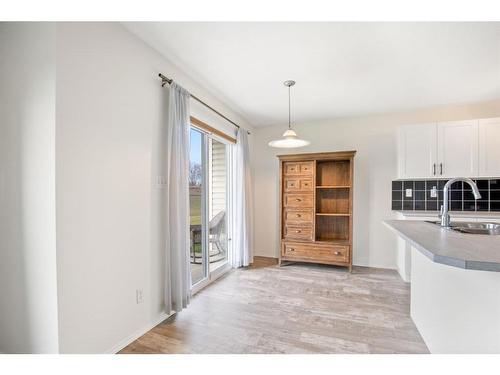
left=190, top=123, right=234, bottom=295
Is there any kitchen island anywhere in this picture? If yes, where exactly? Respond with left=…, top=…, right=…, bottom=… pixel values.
left=385, top=220, right=500, bottom=353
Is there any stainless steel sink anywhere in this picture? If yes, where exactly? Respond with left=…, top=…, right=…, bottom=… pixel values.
left=426, top=221, right=500, bottom=235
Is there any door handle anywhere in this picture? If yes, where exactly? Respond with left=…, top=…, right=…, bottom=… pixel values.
left=440, top=163, right=443, bottom=175
left=432, top=163, right=436, bottom=175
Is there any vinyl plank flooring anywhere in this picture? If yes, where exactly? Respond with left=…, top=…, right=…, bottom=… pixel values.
left=119, top=261, right=428, bottom=354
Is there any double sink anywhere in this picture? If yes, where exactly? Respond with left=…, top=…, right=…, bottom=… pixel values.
left=427, top=221, right=500, bottom=235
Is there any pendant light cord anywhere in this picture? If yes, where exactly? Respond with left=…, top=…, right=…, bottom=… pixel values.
left=288, top=84, right=291, bottom=129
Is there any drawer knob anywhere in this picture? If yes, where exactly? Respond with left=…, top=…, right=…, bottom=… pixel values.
left=334, top=251, right=341, bottom=255
left=296, top=230, right=301, bottom=233
left=296, top=198, right=301, bottom=202
left=290, top=248, right=295, bottom=251
left=297, top=214, right=301, bottom=217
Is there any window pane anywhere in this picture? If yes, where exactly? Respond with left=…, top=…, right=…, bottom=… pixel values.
left=189, top=128, right=205, bottom=285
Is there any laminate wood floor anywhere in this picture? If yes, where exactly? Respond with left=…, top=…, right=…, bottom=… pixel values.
left=119, top=259, right=429, bottom=354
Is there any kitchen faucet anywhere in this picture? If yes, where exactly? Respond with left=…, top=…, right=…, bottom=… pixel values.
left=440, top=178, right=481, bottom=227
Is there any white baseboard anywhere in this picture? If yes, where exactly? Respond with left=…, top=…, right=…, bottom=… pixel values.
left=104, top=311, right=172, bottom=354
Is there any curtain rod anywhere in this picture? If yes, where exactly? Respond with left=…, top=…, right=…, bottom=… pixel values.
left=158, top=73, right=250, bottom=135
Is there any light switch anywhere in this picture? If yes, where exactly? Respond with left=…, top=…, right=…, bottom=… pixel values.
left=156, top=175, right=167, bottom=188
left=405, top=188, right=413, bottom=198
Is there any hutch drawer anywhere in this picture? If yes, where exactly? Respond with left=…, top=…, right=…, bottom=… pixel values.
left=282, top=242, right=350, bottom=263
left=284, top=194, right=314, bottom=208
left=284, top=177, right=314, bottom=192
left=284, top=209, right=314, bottom=224
left=283, top=161, right=314, bottom=176
left=284, top=225, right=313, bottom=241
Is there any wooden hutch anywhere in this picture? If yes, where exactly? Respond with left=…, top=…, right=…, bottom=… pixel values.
left=278, top=151, right=356, bottom=271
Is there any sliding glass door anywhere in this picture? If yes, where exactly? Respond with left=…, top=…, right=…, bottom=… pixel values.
left=189, top=126, right=231, bottom=289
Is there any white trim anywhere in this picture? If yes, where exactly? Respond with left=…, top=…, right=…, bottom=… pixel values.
left=104, top=311, right=172, bottom=354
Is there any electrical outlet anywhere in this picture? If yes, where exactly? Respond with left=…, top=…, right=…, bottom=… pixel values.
left=136, top=289, right=144, bottom=304
left=431, top=186, right=438, bottom=198
left=405, top=188, right=413, bottom=198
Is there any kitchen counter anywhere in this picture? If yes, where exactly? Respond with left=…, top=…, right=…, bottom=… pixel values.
left=384, top=219, right=500, bottom=272
left=385, top=219, right=500, bottom=353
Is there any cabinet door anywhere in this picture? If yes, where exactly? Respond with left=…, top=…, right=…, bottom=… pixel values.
left=437, top=120, right=478, bottom=177
left=398, top=123, right=437, bottom=178
left=478, top=118, right=500, bottom=177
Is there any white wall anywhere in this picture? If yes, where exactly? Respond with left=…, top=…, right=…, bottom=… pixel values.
left=252, top=100, right=500, bottom=268
left=0, top=23, right=59, bottom=353
left=55, top=22, right=252, bottom=353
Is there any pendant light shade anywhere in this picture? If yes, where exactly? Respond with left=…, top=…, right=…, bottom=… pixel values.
left=268, top=80, right=310, bottom=148
left=268, top=129, right=310, bottom=148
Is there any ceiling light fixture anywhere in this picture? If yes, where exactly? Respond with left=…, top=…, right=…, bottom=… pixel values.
left=268, top=80, right=310, bottom=148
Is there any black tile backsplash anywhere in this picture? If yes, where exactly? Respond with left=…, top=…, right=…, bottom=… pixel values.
left=476, top=180, right=489, bottom=190
left=391, top=178, right=500, bottom=212
left=490, top=190, right=500, bottom=200
left=426, top=200, right=438, bottom=211
left=490, top=179, right=500, bottom=189
left=403, top=181, right=414, bottom=190
left=392, top=181, right=402, bottom=190
left=391, top=201, right=402, bottom=210
left=414, top=201, right=425, bottom=210
left=477, top=201, right=489, bottom=211
left=463, top=201, right=476, bottom=211
left=414, top=190, right=425, bottom=201
left=403, top=200, right=413, bottom=210
left=391, top=190, right=402, bottom=201
left=414, top=181, right=426, bottom=190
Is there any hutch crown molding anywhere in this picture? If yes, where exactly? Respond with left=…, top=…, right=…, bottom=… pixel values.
left=278, top=151, right=356, bottom=271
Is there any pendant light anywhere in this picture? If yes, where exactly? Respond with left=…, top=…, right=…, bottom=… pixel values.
left=268, top=80, right=310, bottom=148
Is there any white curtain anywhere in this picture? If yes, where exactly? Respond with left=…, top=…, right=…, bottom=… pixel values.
left=232, top=129, right=254, bottom=267
left=164, top=82, right=191, bottom=313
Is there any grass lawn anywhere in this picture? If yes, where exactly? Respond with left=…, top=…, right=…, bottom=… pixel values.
left=190, top=194, right=201, bottom=226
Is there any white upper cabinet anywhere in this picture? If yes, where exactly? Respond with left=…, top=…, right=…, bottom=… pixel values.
left=437, top=120, right=478, bottom=178
left=398, top=123, right=437, bottom=179
left=398, top=118, right=500, bottom=179
left=478, top=118, right=500, bottom=177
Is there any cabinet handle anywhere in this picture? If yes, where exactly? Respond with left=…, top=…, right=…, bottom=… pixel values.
left=297, top=214, right=301, bottom=218
left=290, top=248, right=295, bottom=251
left=296, top=198, right=301, bottom=202
left=432, top=163, right=436, bottom=175
left=295, top=230, right=301, bottom=233
left=440, top=163, right=443, bottom=175
left=334, top=251, right=341, bottom=255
